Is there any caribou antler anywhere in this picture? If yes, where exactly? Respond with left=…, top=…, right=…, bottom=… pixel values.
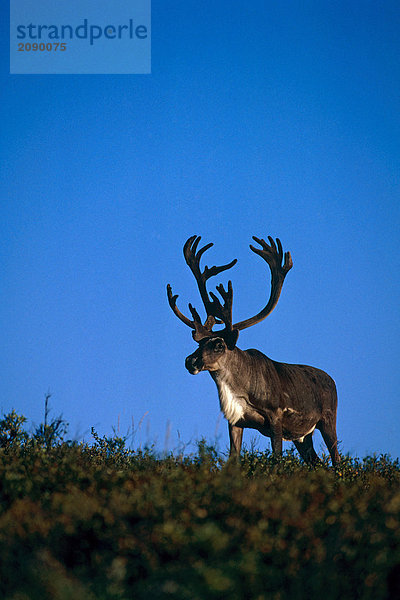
left=167, top=236, right=237, bottom=341
left=209, top=280, right=234, bottom=331
left=167, top=234, right=292, bottom=342
left=232, top=236, right=292, bottom=331
left=166, top=284, right=194, bottom=328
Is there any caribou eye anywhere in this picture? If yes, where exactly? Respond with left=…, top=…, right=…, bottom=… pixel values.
left=213, top=340, right=225, bottom=353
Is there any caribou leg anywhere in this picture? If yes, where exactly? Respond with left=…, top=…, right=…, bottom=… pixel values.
left=293, top=433, right=320, bottom=465
left=270, top=423, right=283, bottom=457
left=229, top=423, right=243, bottom=456
left=318, top=419, right=340, bottom=466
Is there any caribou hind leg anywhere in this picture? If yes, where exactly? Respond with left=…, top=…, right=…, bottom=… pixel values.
left=318, top=418, right=340, bottom=466
left=293, top=433, right=321, bottom=465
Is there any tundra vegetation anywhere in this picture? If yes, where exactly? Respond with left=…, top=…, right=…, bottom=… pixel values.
left=0, top=406, right=399, bottom=600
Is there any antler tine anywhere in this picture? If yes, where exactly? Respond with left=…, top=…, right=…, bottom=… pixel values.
left=188, top=303, right=202, bottom=324
left=209, top=280, right=234, bottom=330
left=204, top=259, right=238, bottom=280
left=196, top=241, right=214, bottom=263
left=233, top=236, right=293, bottom=331
left=183, top=236, right=213, bottom=270
left=272, top=237, right=293, bottom=273
left=275, top=237, right=283, bottom=259
left=166, top=284, right=195, bottom=329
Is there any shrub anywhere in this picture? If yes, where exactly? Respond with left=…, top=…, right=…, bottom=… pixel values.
left=0, top=409, right=29, bottom=450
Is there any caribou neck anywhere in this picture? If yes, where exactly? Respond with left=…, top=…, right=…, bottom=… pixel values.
left=210, top=347, right=252, bottom=392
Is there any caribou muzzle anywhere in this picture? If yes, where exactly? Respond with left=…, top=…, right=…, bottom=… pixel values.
left=185, top=351, right=202, bottom=375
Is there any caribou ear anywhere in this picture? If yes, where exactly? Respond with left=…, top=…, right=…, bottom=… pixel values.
left=224, top=329, right=239, bottom=350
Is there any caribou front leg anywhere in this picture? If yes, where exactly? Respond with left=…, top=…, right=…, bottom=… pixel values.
left=270, top=422, right=283, bottom=457
left=229, top=423, right=243, bottom=456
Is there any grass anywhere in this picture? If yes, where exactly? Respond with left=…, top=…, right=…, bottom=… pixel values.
left=0, top=407, right=399, bottom=599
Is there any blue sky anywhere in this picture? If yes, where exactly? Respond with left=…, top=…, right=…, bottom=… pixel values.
left=1, top=1, right=399, bottom=458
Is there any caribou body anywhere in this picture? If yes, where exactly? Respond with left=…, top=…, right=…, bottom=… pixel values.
left=167, top=235, right=340, bottom=466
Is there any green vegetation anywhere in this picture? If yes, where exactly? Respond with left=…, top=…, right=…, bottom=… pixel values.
left=0, top=407, right=399, bottom=600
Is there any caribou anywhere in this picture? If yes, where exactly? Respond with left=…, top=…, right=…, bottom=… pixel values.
left=167, top=235, right=340, bottom=466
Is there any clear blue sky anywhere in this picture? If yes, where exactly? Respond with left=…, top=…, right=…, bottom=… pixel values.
left=1, top=1, right=399, bottom=457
